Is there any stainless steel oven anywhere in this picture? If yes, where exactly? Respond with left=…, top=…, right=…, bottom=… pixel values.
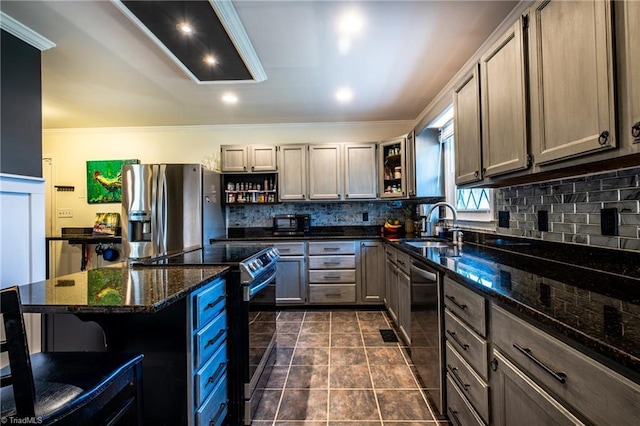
left=409, top=257, right=445, bottom=417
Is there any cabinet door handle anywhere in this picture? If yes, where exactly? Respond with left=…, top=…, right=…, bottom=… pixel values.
left=448, top=365, right=470, bottom=391
left=446, top=330, right=469, bottom=351
left=448, top=408, right=463, bottom=426
left=632, top=121, right=640, bottom=140
left=445, top=295, right=467, bottom=311
left=513, top=343, right=567, bottom=384
left=598, top=130, right=610, bottom=145
left=474, top=170, right=479, bottom=178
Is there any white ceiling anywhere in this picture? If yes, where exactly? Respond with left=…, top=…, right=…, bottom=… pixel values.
left=1, top=0, right=519, bottom=129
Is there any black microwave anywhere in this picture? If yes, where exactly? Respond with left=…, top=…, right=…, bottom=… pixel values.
left=272, top=214, right=310, bottom=236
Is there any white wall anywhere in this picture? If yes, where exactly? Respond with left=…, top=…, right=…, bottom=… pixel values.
left=43, top=120, right=412, bottom=229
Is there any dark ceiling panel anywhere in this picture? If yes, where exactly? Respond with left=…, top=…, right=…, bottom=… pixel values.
left=121, top=0, right=252, bottom=82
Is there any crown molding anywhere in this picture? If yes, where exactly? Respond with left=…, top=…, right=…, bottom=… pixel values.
left=0, top=12, right=55, bottom=51
left=209, top=0, right=267, bottom=83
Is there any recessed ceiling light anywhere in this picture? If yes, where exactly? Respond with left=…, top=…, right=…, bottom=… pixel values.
left=176, top=22, right=193, bottom=35
left=335, top=87, right=354, bottom=103
left=222, top=92, right=238, bottom=104
left=204, top=55, right=217, bottom=66
left=337, top=11, right=364, bottom=35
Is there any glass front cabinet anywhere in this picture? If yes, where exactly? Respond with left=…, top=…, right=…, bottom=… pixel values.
left=378, top=136, right=407, bottom=198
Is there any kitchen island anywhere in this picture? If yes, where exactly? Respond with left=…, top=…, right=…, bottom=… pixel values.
left=18, top=263, right=230, bottom=426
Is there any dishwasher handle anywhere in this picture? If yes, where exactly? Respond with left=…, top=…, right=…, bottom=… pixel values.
left=410, top=262, right=437, bottom=282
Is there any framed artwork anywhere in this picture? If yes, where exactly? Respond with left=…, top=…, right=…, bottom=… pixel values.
left=86, top=159, right=139, bottom=204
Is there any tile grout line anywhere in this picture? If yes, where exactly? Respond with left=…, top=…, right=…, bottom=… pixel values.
left=271, top=311, right=305, bottom=425
left=358, top=311, right=385, bottom=426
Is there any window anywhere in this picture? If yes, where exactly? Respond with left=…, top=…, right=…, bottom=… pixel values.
left=438, top=114, right=494, bottom=223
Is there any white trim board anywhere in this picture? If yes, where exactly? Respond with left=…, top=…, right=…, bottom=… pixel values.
left=0, top=11, right=55, bottom=51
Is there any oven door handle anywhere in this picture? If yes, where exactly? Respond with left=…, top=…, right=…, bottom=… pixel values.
left=244, top=269, right=277, bottom=302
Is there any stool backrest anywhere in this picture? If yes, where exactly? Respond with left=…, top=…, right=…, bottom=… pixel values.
left=0, top=286, right=36, bottom=417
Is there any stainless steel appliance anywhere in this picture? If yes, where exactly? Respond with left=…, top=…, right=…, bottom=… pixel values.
left=150, top=244, right=279, bottom=425
left=122, top=164, right=225, bottom=260
left=272, top=214, right=310, bottom=236
left=409, top=257, right=445, bottom=417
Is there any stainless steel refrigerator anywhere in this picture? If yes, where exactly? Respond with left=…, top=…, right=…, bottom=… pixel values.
left=122, top=164, right=225, bottom=260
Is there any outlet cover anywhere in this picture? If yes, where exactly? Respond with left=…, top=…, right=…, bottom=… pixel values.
left=362, top=212, right=369, bottom=222
left=600, top=208, right=618, bottom=236
left=498, top=211, right=510, bottom=228
left=537, top=210, right=549, bottom=232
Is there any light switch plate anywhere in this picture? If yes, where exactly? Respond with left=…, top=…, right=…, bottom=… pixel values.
left=57, top=208, right=73, bottom=218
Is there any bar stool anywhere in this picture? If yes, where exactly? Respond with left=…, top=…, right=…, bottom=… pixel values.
left=0, top=286, right=144, bottom=425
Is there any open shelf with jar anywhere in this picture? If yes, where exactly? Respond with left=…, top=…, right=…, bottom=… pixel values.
left=379, top=137, right=406, bottom=198
left=223, top=173, right=278, bottom=204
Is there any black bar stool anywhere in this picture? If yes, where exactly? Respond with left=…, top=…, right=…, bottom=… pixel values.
left=0, top=286, right=144, bottom=425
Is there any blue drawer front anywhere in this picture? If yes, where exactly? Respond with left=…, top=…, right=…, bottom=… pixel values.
left=195, top=309, right=227, bottom=368
left=193, top=278, right=225, bottom=330
left=196, top=374, right=227, bottom=426
left=195, top=341, right=227, bottom=407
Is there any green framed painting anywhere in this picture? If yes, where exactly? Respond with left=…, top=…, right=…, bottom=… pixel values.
left=86, top=159, right=139, bottom=204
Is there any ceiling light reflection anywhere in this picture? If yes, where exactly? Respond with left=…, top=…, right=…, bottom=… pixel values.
left=335, top=87, right=354, bottom=103
left=177, top=22, right=193, bottom=34
left=337, top=11, right=364, bottom=35
left=222, top=93, right=238, bottom=104
left=204, top=55, right=217, bottom=65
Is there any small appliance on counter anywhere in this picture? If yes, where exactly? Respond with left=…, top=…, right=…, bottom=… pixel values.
left=121, top=163, right=225, bottom=260
left=272, top=214, right=310, bottom=236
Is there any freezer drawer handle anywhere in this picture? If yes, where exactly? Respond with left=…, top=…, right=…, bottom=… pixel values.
left=446, top=330, right=469, bottom=351
left=445, top=294, right=467, bottom=311
left=513, top=343, right=567, bottom=384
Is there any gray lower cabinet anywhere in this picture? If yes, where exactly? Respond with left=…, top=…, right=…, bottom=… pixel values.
left=397, top=267, right=411, bottom=344
left=308, top=241, right=356, bottom=304
left=385, top=260, right=398, bottom=322
left=491, top=350, right=584, bottom=426
left=359, top=240, right=385, bottom=303
left=273, top=242, right=306, bottom=305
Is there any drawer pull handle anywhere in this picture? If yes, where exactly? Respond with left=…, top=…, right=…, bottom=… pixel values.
left=205, top=296, right=225, bottom=310
left=325, top=293, right=342, bottom=298
left=323, top=247, right=340, bottom=251
left=212, top=402, right=228, bottom=424
left=324, top=276, right=341, bottom=279
left=323, top=262, right=341, bottom=266
left=448, top=365, right=470, bottom=391
left=279, top=248, right=291, bottom=252
left=397, top=259, right=405, bottom=265
left=448, top=408, right=463, bottom=426
left=446, top=330, right=469, bottom=351
left=513, top=343, right=567, bottom=384
left=445, top=295, right=467, bottom=311
left=206, top=362, right=228, bottom=385
left=205, top=329, right=227, bottom=349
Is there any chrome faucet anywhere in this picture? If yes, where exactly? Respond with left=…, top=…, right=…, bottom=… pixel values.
left=421, top=202, right=460, bottom=241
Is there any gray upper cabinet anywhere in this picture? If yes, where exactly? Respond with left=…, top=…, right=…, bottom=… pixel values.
left=221, top=144, right=277, bottom=172
left=529, top=0, right=616, bottom=165
left=344, top=143, right=377, bottom=200
left=378, top=136, right=407, bottom=198
left=308, top=144, right=342, bottom=200
left=454, top=66, right=482, bottom=185
left=616, top=0, right=640, bottom=154
left=480, top=18, right=529, bottom=178
left=278, top=145, right=307, bottom=201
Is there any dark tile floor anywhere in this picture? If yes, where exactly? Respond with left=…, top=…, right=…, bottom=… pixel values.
left=252, top=310, right=449, bottom=425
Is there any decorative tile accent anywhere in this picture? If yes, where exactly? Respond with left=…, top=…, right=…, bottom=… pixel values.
left=495, top=166, right=640, bottom=251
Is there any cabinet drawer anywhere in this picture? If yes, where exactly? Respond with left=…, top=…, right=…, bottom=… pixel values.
left=194, top=310, right=227, bottom=369
left=195, top=341, right=227, bottom=407
left=196, top=374, right=227, bottom=426
left=309, top=269, right=356, bottom=283
left=273, top=242, right=305, bottom=256
left=444, top=309, right=488, bottom=380
left=492, top=305, right=640, bottom=426
left=308, top=255, right=355, bottom=269
left=446, top=341, right=489, bottom=424
left=193, top=278, right=225, bottom=330
left=395, top=251, right=410, bottom=275
left=308, top=241, right=356, bottom=255
left=309, top=284, right=356, bottom=303
left=443, top=276, right=486, bottom=337
left=446, top=374, right=485, bottom=426
left=385, top=245, right=396, bottom=263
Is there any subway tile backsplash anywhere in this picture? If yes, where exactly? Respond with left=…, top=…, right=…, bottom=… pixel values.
left=495, top=166, right=640, bottom=251
left=227, top=201, right=405, bottom=228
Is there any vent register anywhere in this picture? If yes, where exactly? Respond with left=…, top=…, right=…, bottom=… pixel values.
left=112, top=0, right=266, bottom=84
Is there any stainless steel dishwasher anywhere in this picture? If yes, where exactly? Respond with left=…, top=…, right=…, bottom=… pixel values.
left=410, top=257, right=445, bottom=417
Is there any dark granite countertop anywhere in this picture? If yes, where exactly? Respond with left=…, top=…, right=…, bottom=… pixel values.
left=222, top=226, right=384, bottom=241
left=19, top=263, right=229, bottom=314
left=388, top=236, right=640, bottom=377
